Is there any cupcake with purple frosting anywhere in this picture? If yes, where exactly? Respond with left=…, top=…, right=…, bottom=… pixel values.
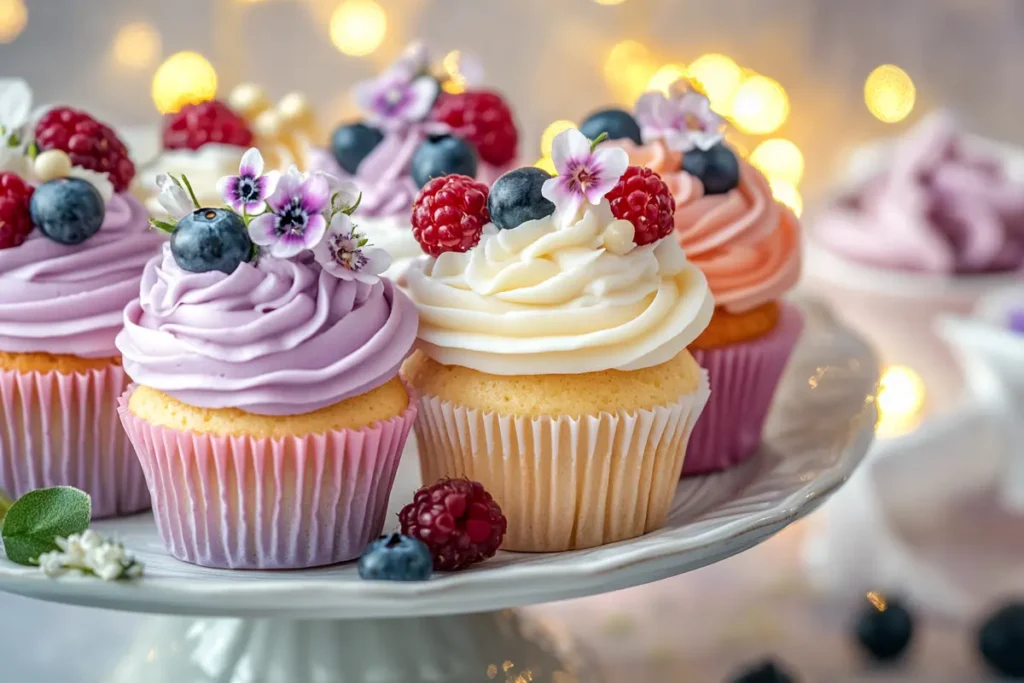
left=116, top=148, right=418, bottom=569
left=308, top=44, right=518, bottom=282
left=807, top=112, right=1024, bottom=412
left=0, top=80, right=163, bottom=518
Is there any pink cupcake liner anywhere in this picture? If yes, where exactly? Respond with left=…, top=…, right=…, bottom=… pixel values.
left=685, top=303, right=805, bottom=475
left=413, top=372, right=710, bottom=552
left=117, top=383, right=417, bottom=570
left=0, top=363, right=148, bottom=519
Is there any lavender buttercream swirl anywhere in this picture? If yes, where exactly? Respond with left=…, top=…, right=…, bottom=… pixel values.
left=0, top=193, right=163, bottom=358
left=116, top=243, right=419, bottom=416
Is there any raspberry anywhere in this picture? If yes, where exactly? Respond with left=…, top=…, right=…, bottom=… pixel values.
left=0, top=172, right=35, bottom=249
left=606, top=166, right=676, bottom=246
left=431, top=90, right=518, bottom=167
left=162, top=100, right=254, bottom=152
left=34, top=107, right=135, bottom=193
left=411, top=175, right=490, bottom=257
left=399, top=478, right=507, bottom=571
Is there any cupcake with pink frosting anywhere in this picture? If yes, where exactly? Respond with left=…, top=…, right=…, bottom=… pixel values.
left=116, top=149, right=419, bottom=569
left=806, top=111, right=1024, bottom=412
left=579, top=85, right=804, bottom=474
left=308, top=44, right=518, bottom=282
left=0, top=80, right=163, bottom=518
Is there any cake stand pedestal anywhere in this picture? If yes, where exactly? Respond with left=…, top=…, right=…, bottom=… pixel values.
left=0, top=300, right=878, bottom=682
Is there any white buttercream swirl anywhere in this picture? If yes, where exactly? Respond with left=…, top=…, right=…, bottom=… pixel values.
left=134, top=144, right=245, bottom=216
left=405, top=202, right=714, bottom=375
left=357, top=213, right=427, bottom=283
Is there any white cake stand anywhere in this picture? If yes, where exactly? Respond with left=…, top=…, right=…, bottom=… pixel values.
left=0, top=299, right=878, bottom=683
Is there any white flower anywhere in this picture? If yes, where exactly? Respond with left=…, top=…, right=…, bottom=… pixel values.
left=156, top=174, right=196, bottom=220
left=93, top=560, right=124, bottom=582
left=38, top=530, right=143, bottom=582
left=541, top=128, right=629, bottom=226
left=37, top=551, right=68, bottom=578
left=312, top=213, right=391, bottom=283
left=323, top=174, right=360, bottom=215
left=79, top=529, right=104, bottom=550
left=0, top=79, right=32, bottom=140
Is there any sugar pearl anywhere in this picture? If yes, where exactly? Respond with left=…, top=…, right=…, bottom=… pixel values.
left=34, top=149, right=72, bottom=182
left=603, top=221, right=636, bottom=255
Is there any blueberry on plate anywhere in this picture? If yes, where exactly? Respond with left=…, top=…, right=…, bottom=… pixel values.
left=358, top=533, right=433, bottom=581
left=579, top=109, right=643, bottom=146
left=171, top=208, right=253, bottom=275
left=727, top=658, right=797, bottom=683
left=331, top=122, right=384, bottom=175
left=853, top=594, right=914, bottom=662
left=411, top=135, right=478, bottom=188
left=978, top=601, right=1024, bottom=678
left=30, top=178, right=106, bottom=246
left=487, top=167, right=556, bottom=230
left=682, top=143, right=741, bottom=195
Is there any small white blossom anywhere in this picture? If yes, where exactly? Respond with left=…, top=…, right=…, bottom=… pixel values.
left=38, top=531, right=143, bottom=582
left=37, top=551, right=68, bottom=578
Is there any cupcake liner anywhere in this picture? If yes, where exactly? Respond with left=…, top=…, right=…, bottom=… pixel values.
left=0, top=363, right=148, bottom=519
left=117, top=384, right=417, bottom=570
left=686, top=303, right=804, bottom=475
left=412, top=371, right=710, bottom=552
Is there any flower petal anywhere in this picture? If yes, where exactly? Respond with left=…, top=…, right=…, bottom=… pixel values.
left=217, top=175, right=241, bottom=210
left=258, top=170, right=280, bottom=199
left=328, top=211, right=353, bottom=235
left=303, top=213, right=328, bottom=249
left=238, top=147, right=265, bottom=178
left=267, top=168, right=303, bottom=212
left=362, top=247, right=392, bottom=277
left=156, top=173, right=194, bottom=218
left=300, top=173, right=331, bottom=215
left=403, top=76, right=441, bottom=122
left=634, top=91, right=665, bottom=128
left=594, top=146, right=629, bottom=185
left=353, top=78, right=380, bottom=118
left=550, top=128, right=594, bottom=176
left=248, top=213, right=279, bottom=246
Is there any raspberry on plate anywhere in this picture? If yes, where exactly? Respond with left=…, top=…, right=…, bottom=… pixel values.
left=411, top=175, right=490, bottom=257
left=605, top=165, right=676, bottom=246
left=34, top=107, right=136, bottom=193
left=399, top=478, right=507, bottom=571
left=162, top=100, right=255, bottom=153
left=0, top=172, right=35, bottom=249
left=431, top=90, right=518, bottom=167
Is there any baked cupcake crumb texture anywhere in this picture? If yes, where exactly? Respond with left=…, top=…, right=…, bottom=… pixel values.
left=690, top=301, right=781, bottom=350
left=0, top=351, right=120, bottom=375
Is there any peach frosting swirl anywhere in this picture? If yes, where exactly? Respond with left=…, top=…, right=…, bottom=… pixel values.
left=612, top=139, right=802, bottom=313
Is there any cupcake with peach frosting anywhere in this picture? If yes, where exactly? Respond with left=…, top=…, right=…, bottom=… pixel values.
left=581, top=85, right=804, bottom=473
left=401, top=129, right=713, bottom=552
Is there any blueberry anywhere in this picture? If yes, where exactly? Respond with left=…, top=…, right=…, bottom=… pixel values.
left=171, top=208, right=252, bottom=275
left=682, top=143, right=741, bottom=195
left=411, top=135, right=478, bottom=188
left=579, top=109, right=643, bottom=146
left=30, top=178, right=106, bottom=246
left=358, top=533, right=433, bottom=581
left=727, top=659, right=797, bottom=683
left=854, top=595, right=914, bottom=662
left=979, top=602, right=1024, bottom=678
left=487, top=168, right=556, bottom=230
left=331, top=122, right=384, bottom=175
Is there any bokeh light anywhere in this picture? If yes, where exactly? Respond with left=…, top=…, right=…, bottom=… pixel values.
left=541, top=120, right=576, bottom=157
left=112, top=22, right=161, bottom=71
left=604, top=40, right=657, bottom=104
left=0, top=0, right=27, bottom=44
left=686, top=54, right=742, bottom=111
left=535, top=157, right=557, bottom=175
left=730, top=75, right=789, bottom=135
left=594, top=0, right=628, bottom=4
left=769, top=178, right=803, bottom=217
left=750, top=139, right=804, bottom=185
left=330, top=0, right=387, bottom=57
left=865, top=64, right=916, bottom=124
left=151, top=51, right=217, bottom=115
left=875, top=365, right=926, bottom=437
left=647, top=64, right=688, bottom=96
left=441, top=50, right=466, bottom=94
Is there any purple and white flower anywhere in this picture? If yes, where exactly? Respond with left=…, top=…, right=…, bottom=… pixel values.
left=312, top=213, right=391, bottom=283
left=541, top=128, right=629, bottom=225
left=635, top=88, right=725, bottom=152
left=320, top=172, right=361, bottom=215
left=353, top=52, right=440, bottom=131
left=155, top=173, right=195, bottom=219
left=217, top=148, right=279, bottom=214
left=248, top=167, right=331, bottom=259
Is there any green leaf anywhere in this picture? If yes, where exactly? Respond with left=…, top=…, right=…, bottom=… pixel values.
left=342, top=192, right=363, bottom=216
left=149, top=218, right=176, bottom=234
left=26, top=141, right=39, bottom=159
left=179, top=174, right=202, bottom=209
left=0, top=489, right=12, bottom=525
left=1, top=487, right=91, bottom=566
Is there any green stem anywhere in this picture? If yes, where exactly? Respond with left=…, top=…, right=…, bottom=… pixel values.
left=149, top=219, right=176, bottom=234
left=590, top=132, right=609, bottom=152
left=179, top=174, right=202, bottom=209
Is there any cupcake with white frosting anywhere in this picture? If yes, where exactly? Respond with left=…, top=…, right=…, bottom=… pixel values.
left=401, top=129, right=713, bottom=552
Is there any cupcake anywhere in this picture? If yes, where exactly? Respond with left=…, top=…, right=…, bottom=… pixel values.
left=116, top=150, right=419, bottom=569
left=134, top=85, right=322, bottom=216
left=0, top=80, right=163, bottom=518
left=402, top=128, right=713, bottom=552
left=806, top=111, right=1024, bottom=413
left=581, top=85, right=803, bottom=473
left=308, top=43, right=519, bottom=282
